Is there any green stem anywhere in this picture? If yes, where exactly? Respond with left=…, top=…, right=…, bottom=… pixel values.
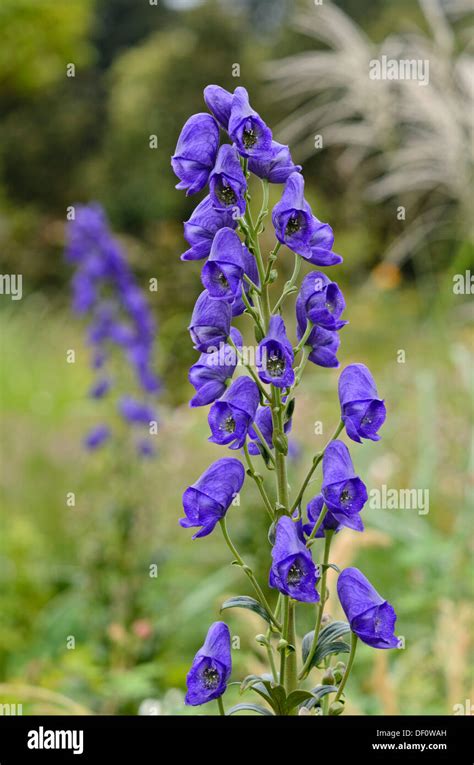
left=251, top=421, right=276, bottom=467
left=255, top=179, right=269, bottom=233
left=217, top=696, right=226, bottom=716
left=334, top=633, right=358, bottom=703
left=219, top=518, right=281, bottom=630
left=273, top=253, right=301, bottom=313
left=279, top=597, right=290, bottom=688
left=242, top=442, right=274, bottom=519
left=293, top=345, right=311, bottom=387
left=272, top=388, right=289, bottom=516
left=293, top=319, right=314, bottom=355
left=305, top=504, right=329, bottom=547
left=298, top=530, right=334, bottom=680
left=265, top=629, right=279, bottom=684
left=285, top=601, right=298, bottom=701
left=290, top=420, right=344, bottom=514
left=227, top=335, right=271, bottom=404
left=264, top=241, right=282, bottom=282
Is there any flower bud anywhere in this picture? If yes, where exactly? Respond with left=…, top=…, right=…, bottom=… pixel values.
left=329, top=701, right=344, bottom=716
left=322, top=668, right=335, bottom=685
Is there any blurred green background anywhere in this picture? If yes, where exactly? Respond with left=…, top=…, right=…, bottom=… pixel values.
left=0, top=0, right=472, bottom=715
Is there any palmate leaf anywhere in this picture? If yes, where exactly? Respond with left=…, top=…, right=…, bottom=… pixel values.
left=227, top=703, right=274, bottom=716
left=220, top=595, right=272, bottom=625
left=302, top=620, right=351, bottom=671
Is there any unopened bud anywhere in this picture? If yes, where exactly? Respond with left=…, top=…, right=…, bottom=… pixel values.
left=322, top=668, right=335, bottom=685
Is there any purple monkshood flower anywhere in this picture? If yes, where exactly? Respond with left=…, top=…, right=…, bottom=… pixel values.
left=171, top=113, right=219, bottom=195
left=337, top=568, right=398, bottom=649
left=208, top=376, right=259, bottom=449
left=204, top=84, right=233, bottom=130
left=84, top=424, right=110, bottom=450
left=339, top=364, right=386, bottom=444
left=296, top=272, right=348, bottom=332
left=185, top=621, right=232, bottom=705
left=189, top=290, right=232, bottom=353
left=180, top=457, right=245, bottom=538
left=228, top=86, right=273, bottom=160
left=257, top=316, right=295, bottom=388
left=321, top=441, right=368, bottom=531
left=303, top=494, right=343, bottom=538
left=118, top=396, right=157, bottom=425
left=269, top=516, right=319, bottom=603
left=272, top=173, right=342, bottom=266
left=201, top=227, right=246, bottom=302
left=249, top=140, right=302, bottom=184
left=182, top=195, right=238, bottom=261
left=188, top=328, right=243, bottom=407
left=209, top=144, right=247, bottom=215
left=248, top=404, right=292, bottom=456
left=297, top=323, right=340, bottom=368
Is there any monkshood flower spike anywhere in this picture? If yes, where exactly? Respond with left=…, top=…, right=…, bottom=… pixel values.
left=65, top=203, right=160, bottom=456
left=174, top=86, right=398, bottom=716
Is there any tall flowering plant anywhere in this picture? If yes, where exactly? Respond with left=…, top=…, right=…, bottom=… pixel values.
left=173, top=86, right=398, bottom=716
left=65, top=205, right=161, bottom=677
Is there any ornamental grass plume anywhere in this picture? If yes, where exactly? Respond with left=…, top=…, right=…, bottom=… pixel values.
left=172, top=85, right=398, bottom=716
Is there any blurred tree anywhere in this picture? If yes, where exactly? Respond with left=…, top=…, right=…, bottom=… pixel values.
left=0, top=0, right=94, bottom=101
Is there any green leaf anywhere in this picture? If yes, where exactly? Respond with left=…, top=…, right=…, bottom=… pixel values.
left=285, top=689, right=315, bottom=712
left=284, top=397, right=295, bottom=422
left=257, top=442, right=275, bottom=469
left=266, top=683, right=287, bottom=715
left=302, top=621, right=351, bottom=670
left=303, top=685, right=339, bottom=710
left=313, top=640, right=350, bottom=665
left=320, top=562, right=341, bottom=574
left=220, top=596, right=272, bottom=625
left=227, top=703, right=274, bottom=716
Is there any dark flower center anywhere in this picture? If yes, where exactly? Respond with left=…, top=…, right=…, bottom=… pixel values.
left=286, top=216, right=301, bottom=236
left=267, top=353, right=285, bottom=376
left=243, top=127, right=257, bottom=148
left=217, top=271, right=229, bottom=289
left=287, top=562, right=304, bottom=585
left=201, top=667, right=220, bottom=689
left=361, top=415, right=373, bottom=425
left=340, top=488, right=353, bottom=507
left=222, top=415, right=236, bottom=433
left=217, top=183, right=236, bottom=206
